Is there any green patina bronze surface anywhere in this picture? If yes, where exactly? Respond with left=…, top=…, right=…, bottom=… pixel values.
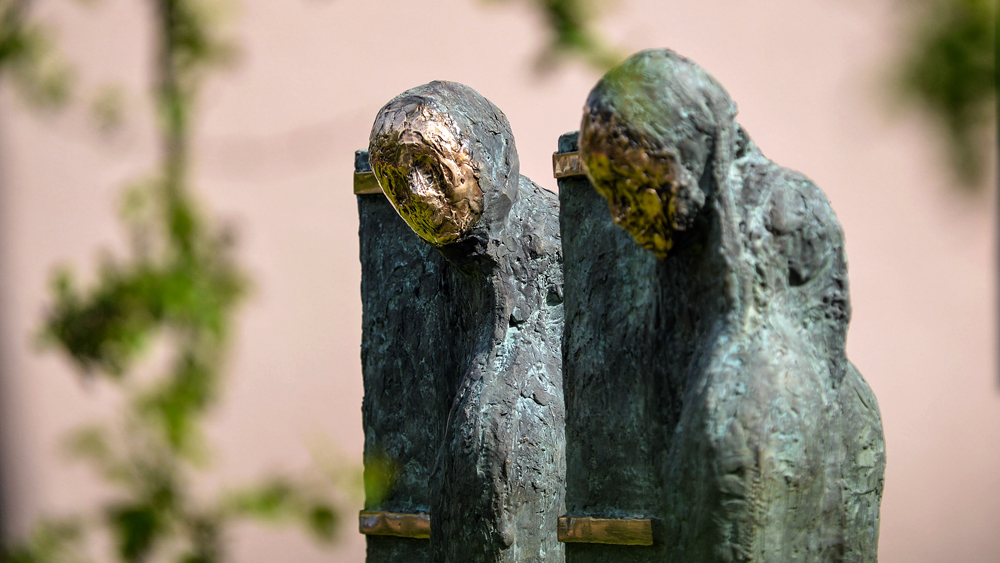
left=562, top=49, right=886, bottom=563
left=359, top=81, right=565, bottom=563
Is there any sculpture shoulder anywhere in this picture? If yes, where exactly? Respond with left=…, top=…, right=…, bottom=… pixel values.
left=742, top=157, right=848, bottom=289
left=510, top=175, right=562, bottom=263
left=517, top=175, right=559, bottom=215
left=760, top=165, right=843, bottom=245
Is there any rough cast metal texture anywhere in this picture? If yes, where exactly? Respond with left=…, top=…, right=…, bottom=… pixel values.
left=361, top=81, right=566, bottom=563
left=561, top=48, right=886, bottom=563
left=358, top=149, right=440, bottom=561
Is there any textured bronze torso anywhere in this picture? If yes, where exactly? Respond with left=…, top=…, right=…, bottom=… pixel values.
left=359, top=81, right=565, bottom=563
left=560, top=49, right=885, bottom=563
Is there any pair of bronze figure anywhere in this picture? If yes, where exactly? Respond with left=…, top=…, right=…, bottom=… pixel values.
left=356, top=49, right=886, bottom=563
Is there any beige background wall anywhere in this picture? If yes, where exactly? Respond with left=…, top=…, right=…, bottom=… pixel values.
left=1, top=0, right=997, bottom=561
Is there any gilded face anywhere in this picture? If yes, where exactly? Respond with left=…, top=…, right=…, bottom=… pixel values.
left=580, top=115, right=705, bottom=259
left=369, top=107, right=483, bottom=247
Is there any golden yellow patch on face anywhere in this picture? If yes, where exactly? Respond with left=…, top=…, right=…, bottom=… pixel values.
left=370, top=107, right=483, bottom=247
left=580, top=109, right=705, bottom=259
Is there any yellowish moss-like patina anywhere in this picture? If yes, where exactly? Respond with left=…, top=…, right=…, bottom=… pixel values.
left=580, top=110, right=704, bottom=259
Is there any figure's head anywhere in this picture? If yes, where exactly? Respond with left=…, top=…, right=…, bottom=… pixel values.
left=580, top=49, right=735, bottom=258
left=369, top=81, right=519, bottom=247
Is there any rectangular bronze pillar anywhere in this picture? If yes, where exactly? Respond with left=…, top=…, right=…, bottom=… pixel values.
left=357, top=149, right=449, bottom=561
left=556, top=131, right=661, bottom=560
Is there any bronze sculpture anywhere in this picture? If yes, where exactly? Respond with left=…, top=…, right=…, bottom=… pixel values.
left=557, top=49, right=885, bottom=562
left=359, top=81, right=566, bottom=563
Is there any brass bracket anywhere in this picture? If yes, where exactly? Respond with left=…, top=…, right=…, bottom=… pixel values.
left=354, top=171, right=383, bottom=195
left=557, top=516, right=653, bottom=546
left=553, top=151, right=585, bottom=179
left=358, top=511, right=431, bottom=539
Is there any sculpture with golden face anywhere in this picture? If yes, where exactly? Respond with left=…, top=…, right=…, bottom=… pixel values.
left=565, top=49, right=884, bottom=563
left=361, top=81, right=564, bottom=563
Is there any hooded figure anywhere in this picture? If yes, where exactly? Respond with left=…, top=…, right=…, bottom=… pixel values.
left=365, top=81, right=565, bottom=563
left=572, top=49, right=885, bottom=562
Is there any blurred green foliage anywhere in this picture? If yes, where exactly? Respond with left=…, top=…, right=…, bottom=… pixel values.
left=2, top=521, right=89, bottom=563
left=2, top=1, right=345, bottom=562
left=0, top=0, right=993, bottom=559
left=0, top=0, right=71, bottom=107
left=897, top=0, right=996, bottom=189
left=511, top=0, right=996, bottom=190
left=360, top=451, right=398, bottom=510
left=493, top=0, right=623, bottom=70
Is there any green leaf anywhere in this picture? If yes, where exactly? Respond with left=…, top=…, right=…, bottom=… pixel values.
left=108, top=504, right=161, bottom=563
left=305, top=504, right=338, bottom=543
left=898, top=0, right=996, bottom=188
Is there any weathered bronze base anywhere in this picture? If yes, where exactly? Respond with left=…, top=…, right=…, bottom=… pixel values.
left=358, top=511, right=431, bottom=539
left=557, top=516, right=653, bottom=546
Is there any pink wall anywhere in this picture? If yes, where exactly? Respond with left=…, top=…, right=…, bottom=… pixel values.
left=1, top=0, right=996, bottom=561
